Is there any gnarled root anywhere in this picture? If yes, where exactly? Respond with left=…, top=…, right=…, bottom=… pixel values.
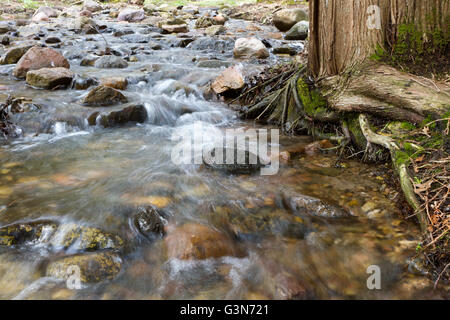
left=358, top=114, right=428, bottom=234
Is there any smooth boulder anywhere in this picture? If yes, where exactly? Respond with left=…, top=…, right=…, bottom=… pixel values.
left=164, top=223, right=242, bottom=260
left=26, top=67, right=74, bottom=89
left=94, top=55, right=128, bottom=69
left=82, top=0, right=102, bottom=13
left=118, top=8, right=145, bottom=22
left=273, top=8, right=308, bottom=32
left=233, top=37, right=269, bottom=59
left=13, top=47, right=70, bottom=79
left=285, top=21, right=309, bottom=40
left=82, top=86, right=128, bottom=106
left=46, top=251, right=122, bottom=283
left=89, top=104, right=148, bottom=127
left=1, top=44, right=34, bottom=65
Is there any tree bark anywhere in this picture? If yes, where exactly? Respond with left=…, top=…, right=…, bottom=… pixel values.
left=309, top=0, right=450, bottom=78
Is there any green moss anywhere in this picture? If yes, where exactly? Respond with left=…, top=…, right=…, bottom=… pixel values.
left=296, top=77, right=329, bottom=118
left=371, top=20, right=449, bottom=78
left=347, top=115, right=367, bottom=149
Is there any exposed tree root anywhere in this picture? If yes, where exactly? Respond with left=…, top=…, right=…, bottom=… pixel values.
left=358, top=114, right=428, bottom=234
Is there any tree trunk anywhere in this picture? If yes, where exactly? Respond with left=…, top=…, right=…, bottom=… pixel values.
left=309, top=0, right=449, bottom=78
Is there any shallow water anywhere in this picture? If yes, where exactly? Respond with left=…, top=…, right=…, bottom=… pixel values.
left=0, top=12, right=444, bottom=299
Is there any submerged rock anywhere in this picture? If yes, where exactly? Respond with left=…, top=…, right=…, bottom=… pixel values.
left=26, top=67, right=74, bottom=89
left=164, top=223, right=242, bottom=260
left=161, top=24, right=189, bottom=34
left=46, top=251, right=122, bottom=283
left=92, top=104, right=148, bottom=127
left=233, top=37, right=269, bottom=59
left=202, top=146, right=265, bottom=174
left=131, top=205, right=166, bottom=241
left=0, top=220, right=58, bottom=246
left=53, top=224, right=124, bottom=251
left=273, top=8, right=308, bottom=32
left=283, top=192, right=351, bottom=218
left=82, top=86, right=128, bottom=106
left=13, top=46, right=70, bottom=79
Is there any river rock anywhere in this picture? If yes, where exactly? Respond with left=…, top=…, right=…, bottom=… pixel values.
left=82, top=85, right=128, bottom=106
left=34, top=6, right=59, bottom=18
left=205, top=25, right=226, bottom=36
left=202, top=146, right=265, bottom=174
left=45, top=36, right=61, bottom=44
left=211, top=65, right=244, bottom=94
left=73, top=76, right=97, bottom=90
left=118, top=8, right=145, bottom=22
left=0, top=220, right=58, bottom=246
left=32, top=12, right=49, bottom=22
left=100, top=77, right=128, bottom=90
left=285, top=21, right=309, bottom=40
left=46, top=251, right=122, bottom=283
left=96, top=104, right=148, bottom=127
left=284, top=192, right=350, bottom=218
left=0, top=23, right=13, bottom=34
left=195, top=16, right=214, bottom=28
left=273, top=8, right=308, bottom=32
left=196, top=60, right=232, bottom=68
left=80, top=54, right=99, bottom=66
left=164, top=223, right=241, bottom=260
left=52, top=224, right=124, bottom=251
left=213, top=14, right=228, bottom=25
left=94, top=55, right=128, bottom=69
left=273, top=46, right=298, bottom=55
left=0, top=44, right=34, bottom=65
left=161, top=24, right=188, bottom=34
left=131, top=205, right=166, bottom=241
left=79, top=10, right=93, bottom=18
left=233, top=37, right=269, bottom=59
left=69, top=16, right=99, bottom=34
left=26, top=67, right=74, bottom=89
left=82, top=0, right=102, bottom=13
left=13, top=46, right=70, bottom=79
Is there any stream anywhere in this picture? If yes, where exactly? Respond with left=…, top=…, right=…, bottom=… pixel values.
left=0, top=7, right=444, bottom=299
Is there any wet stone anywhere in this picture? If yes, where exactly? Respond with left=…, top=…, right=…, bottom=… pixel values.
left=82, top=85, right=128, bottom=107
left=202, top=147, right=266, bottom=175
left=283, top=192, right=351, bottom=218
left=0, top=220, right=58, bottom=247
left=46, top=251, right=122, bottom=283
left=131, top=205, right=166, bottom=241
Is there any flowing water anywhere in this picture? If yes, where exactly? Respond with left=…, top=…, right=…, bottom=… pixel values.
left=0, top=11, right=445, bottom=299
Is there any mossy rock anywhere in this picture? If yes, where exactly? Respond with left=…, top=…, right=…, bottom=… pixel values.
left=55, top=224, right=124, bottom=252
left=0, top=220, right=58, bottom=246
left=46, top=251, right=122, bottom=283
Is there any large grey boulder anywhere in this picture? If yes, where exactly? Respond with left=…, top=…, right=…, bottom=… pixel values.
left=273, top=8, right=308, bottom=32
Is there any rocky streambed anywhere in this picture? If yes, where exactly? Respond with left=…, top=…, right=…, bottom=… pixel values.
left=0, top=2, right=447, bottom=299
